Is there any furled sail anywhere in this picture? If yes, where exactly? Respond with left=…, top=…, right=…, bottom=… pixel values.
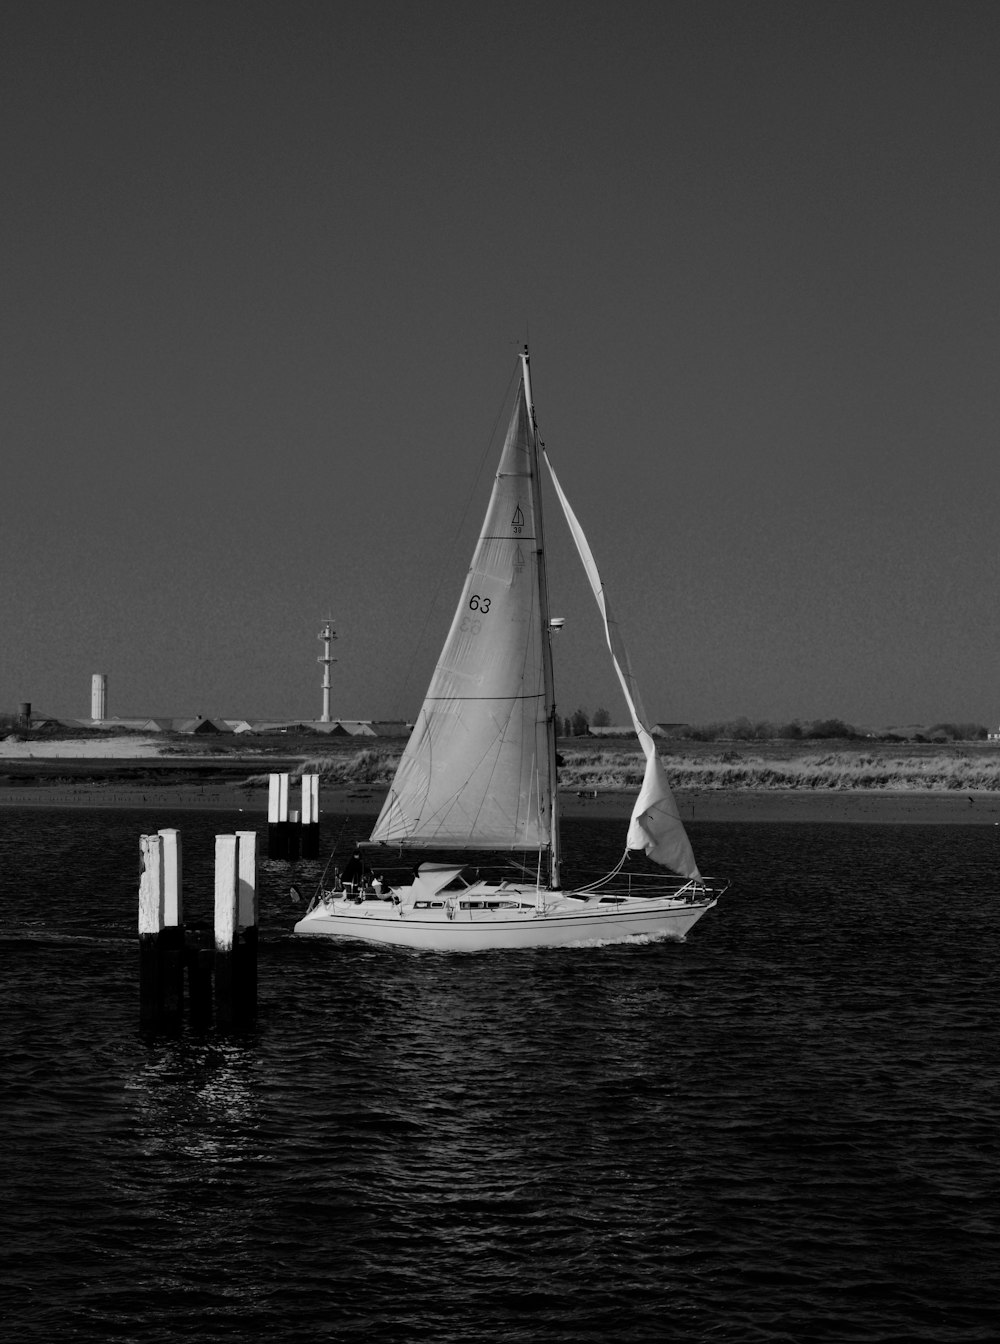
left=543, top=451, right=701, bottom=879
left=370, top=381, right=551, bottom=851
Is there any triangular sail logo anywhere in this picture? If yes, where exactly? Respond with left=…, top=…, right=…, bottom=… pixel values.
left=511, top=505, right=524, bottom=534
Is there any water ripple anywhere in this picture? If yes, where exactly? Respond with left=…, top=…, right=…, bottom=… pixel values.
left=0, top=813, right=998, bottom=1341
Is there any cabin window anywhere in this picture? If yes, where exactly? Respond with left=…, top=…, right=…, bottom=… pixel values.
left=486, top=901, right=518, bottom=910
left=460, top=901, right=484, bottom=910
left=599, top=896, right=628, bottom=904
left=413, top=900, right=444, bottom=909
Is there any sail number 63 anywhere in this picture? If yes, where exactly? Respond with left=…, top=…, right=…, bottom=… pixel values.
left=460, top=594, right=491, bottom=635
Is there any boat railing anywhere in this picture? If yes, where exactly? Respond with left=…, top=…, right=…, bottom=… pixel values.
left=569, top=865, right=728, bottom=904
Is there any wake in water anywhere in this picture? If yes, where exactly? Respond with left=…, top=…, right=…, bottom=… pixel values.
left=548, top=928, right=688, bottom=951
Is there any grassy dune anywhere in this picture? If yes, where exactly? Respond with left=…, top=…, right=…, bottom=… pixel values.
left=560, top=748, right=1000, bottom=792
left=283, top=742, right=1000, bottom=793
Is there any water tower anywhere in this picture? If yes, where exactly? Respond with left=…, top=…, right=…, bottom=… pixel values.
left=91, top=673, right=107, bottom=721
left=317, top=621, right=337, bottom=723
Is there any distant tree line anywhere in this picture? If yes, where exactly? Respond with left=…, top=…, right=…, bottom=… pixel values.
left=682, top=718, right=989, bottom=743
left=554, top=707, right=611, bottom=736
left=556, top=710, right=990, bottom=742
left=907, top=723, right=989, bottom=743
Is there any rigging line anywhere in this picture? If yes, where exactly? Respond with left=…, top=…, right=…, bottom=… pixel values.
left=571, top=851, right=629, bottom=894
left=305, top=815, right=352, bottom=908
left=389, top=359, right=522, bottom=721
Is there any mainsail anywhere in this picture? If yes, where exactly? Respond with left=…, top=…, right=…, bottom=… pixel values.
left=369, top=380, right=552, bottom=851
left=544, top=451, right=700, bottom=880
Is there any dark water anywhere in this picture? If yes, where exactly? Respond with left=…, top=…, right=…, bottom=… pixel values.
left=1, top=809, right=998, bottom=1343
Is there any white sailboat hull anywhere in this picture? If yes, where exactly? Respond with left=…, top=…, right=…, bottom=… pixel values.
left=293, top=892, right=716, bottom=952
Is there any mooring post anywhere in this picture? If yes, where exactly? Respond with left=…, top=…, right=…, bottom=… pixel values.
left=267, top=773, right=280, bottom=859
left=138, top=833, right=165, bottom=1030
left=288, top=807, right=301, bottom=862
left=299, top=776, right=310, bottom=855
left=236, top=830, right=258, bottom=1025
left=157, top=828, right=184, bottom=1024
left=301, top=773, right=320, bottom=858
left=214, top=834, right=239, bottom=1029
left=267, top=772, right=290, bottom=859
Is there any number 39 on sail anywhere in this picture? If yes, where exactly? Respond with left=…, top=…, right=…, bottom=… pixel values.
left=293, top=350, right=727, bottom=950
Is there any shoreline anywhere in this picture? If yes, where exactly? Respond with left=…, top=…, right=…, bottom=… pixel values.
left=1, top=781, right=998, bottom=825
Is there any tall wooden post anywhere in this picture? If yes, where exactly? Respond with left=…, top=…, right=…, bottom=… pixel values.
left=236, top=830, right=258, bottom=1025
left=301, top=774, right=320, bottom=858
left=138, top=833, right=165, bottom=1030
left=157, top=828, right=184, bottom=1024
left=268, top=772, right=289, bottom=859
left=214, top=834, right=239, bottom=1029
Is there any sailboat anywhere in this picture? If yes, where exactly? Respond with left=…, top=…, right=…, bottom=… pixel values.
left=293, top=350, right=726, bottom=951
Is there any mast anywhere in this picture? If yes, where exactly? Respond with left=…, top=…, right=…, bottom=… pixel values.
left=520, top=347, right=561, bottom=889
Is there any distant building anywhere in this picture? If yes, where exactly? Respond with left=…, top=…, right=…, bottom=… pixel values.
left=21, top=713, right=413, bottom=737
left=176, top=717, right=230, bottom=735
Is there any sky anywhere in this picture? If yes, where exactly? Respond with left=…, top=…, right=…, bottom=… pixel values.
left=2, top=0, right=1000, bottom=730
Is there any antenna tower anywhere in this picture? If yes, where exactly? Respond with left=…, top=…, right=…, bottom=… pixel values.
left=317, top=620, right=337, bottom=723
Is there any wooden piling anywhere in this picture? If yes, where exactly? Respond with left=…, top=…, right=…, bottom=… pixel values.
left=236, top=830, right=258, bottom=1025
left=159, top=827, right=182, bottom=925
left=301, top=774, right=320, bottom=858
left=267, top=772, right=290, bottom=859
left=138, top=826, right=260, bottom=1033
left=157, top=828, right=184, bottom=1024
left=138, top=833, right=165, bottom=1030
left=214, top=834, right=239, bottom=1029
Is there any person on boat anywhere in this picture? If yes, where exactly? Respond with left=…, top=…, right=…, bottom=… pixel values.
left=341, top=849, right=365, bottom=892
